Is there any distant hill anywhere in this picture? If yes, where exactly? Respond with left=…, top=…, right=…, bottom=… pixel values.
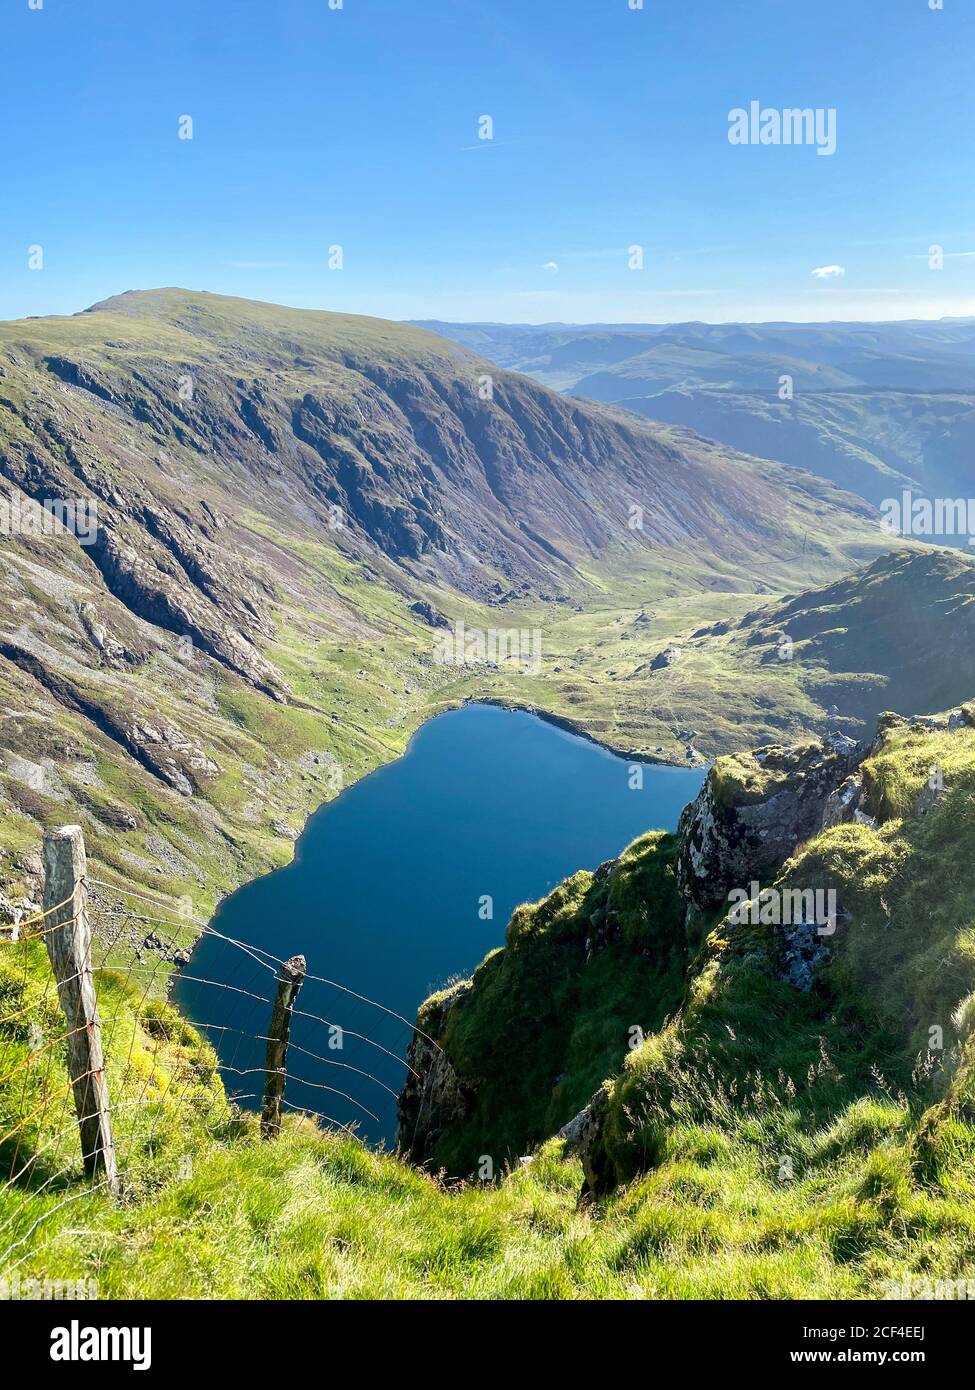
left=417, top=317, right=975, bottom=526
left=616, top=388, right=975, bottom=510
left=415, top=317, right=975, bottom=394
left=722, top=548, right=975, bottom=728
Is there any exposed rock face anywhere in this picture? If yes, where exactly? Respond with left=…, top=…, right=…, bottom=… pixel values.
left=395, top=983, right=473, bottom=1166
left=776, top=917, right=836, bottom=993
left=650, top=645, right=682, bottom=670
left=408, top=601, right=449, bottom=629
left=821, top=772, right=867, bottom=829
left=676, top=734, right=865, bottom=914
left=557, top=1089, right=614, bottom=1198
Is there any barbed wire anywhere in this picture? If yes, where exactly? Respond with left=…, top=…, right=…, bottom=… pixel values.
left=0, top=844, right=436, bottom=1277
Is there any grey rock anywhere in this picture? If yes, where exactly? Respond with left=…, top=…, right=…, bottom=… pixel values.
left=650, top=645, right=682, bottom=670
left=396, top=981, right=474, bottom=1166
left=557, top=1088, right=614, bottom=1196
left=777, top=919, right=833, bottom=992
left=822, top=774, right=865, bottom=829
left=677, top=735, right=865, bottom=913
left=914, top=780, right=949, bottom=818
left=409, top=601, right=449, bottom=629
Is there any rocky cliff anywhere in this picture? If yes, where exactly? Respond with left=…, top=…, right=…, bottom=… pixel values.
left=676, top=732, right=864, bottom=915
left=400, top=704, right=975, bottom=1195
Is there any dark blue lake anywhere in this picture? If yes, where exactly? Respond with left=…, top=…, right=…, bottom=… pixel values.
left=176, top=703, right=705, bottom=1147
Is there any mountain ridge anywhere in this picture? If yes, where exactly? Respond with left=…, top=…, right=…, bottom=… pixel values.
left=416, top=317, right=975, bottom=519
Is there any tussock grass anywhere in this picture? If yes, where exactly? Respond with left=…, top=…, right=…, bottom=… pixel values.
left=4, top=722, right=975, bottom=1299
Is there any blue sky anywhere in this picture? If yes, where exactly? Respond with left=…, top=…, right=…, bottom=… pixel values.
left=2, top=0, right=973, bottom=324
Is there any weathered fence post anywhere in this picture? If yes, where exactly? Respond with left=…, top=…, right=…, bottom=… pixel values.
left=261, top=954, right=306, bottom=1140
left=42, top=825, right=120, bottom=1197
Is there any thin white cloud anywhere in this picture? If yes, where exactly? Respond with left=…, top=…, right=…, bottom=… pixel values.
left=542, top=261, right=559, bottom=273
left=908, top=250, right=975, bottom=260
left=811, top=264, right=846, bottom=280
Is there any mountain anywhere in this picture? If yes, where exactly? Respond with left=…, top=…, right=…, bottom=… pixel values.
left=572, top=340, right=859, bottom=398
left=3, top=291, right=885, bottom=607
left=416, top=318, right=975, bottom=394
left=0, top=290, right=888, bottom=924
left=570, top=320, right=975, bottom=398
left=409, top=321, right=671, bottom=390
left=418, top=318, right=975, bottom=526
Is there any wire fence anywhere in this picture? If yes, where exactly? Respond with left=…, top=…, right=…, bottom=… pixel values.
left=0, top=823, right=442, bottom=1276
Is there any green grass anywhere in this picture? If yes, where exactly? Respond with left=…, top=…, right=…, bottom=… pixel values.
left=5, top=710, right=975, bottom=1302
left=413, top=832, right=688, bottom=1175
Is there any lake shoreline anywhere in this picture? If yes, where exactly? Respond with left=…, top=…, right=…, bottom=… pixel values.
left=170, top=697, right=703, bottom=999
left=460, top=695, right=703, bottom=769
left=175, top=703, right=707, bottom=1144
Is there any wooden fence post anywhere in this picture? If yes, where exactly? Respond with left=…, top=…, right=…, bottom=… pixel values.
left=261, top=954, right=306, bottom=1140
left=42, top=824, right=120, bottom=1197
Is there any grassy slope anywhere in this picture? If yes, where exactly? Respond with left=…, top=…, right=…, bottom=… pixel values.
left=412, top=831, right=687, bottom=1175
left=3, top=717, right=975, bottom=1299
left=3, top=294, right=973, bottom=1298
left=719, top=548, right=975, bottom=730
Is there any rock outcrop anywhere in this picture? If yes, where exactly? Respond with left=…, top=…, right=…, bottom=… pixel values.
left=395, top=983, right=473, bottom=1165
left=650, top=645, right=682, bottom=670
left=676, top=733, right=865, bottom=914
left=557, top=1089, right=614, bottom=1198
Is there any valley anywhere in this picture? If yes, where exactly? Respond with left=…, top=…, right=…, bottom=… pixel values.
left=3, top=292, right=975, bottom=1305
left=0, top=290, right=896, bottom=954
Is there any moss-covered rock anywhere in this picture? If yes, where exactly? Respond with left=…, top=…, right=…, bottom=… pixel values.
left=677, top=734, right=864, bottom=913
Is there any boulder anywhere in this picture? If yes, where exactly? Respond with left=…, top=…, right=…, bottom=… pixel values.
left=650, top=645, right=682, bottom=670
left=409, top=601, right=449, bottom=629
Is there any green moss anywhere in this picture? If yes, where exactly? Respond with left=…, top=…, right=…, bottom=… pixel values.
left=588, top=718, right=975, bottom=1235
